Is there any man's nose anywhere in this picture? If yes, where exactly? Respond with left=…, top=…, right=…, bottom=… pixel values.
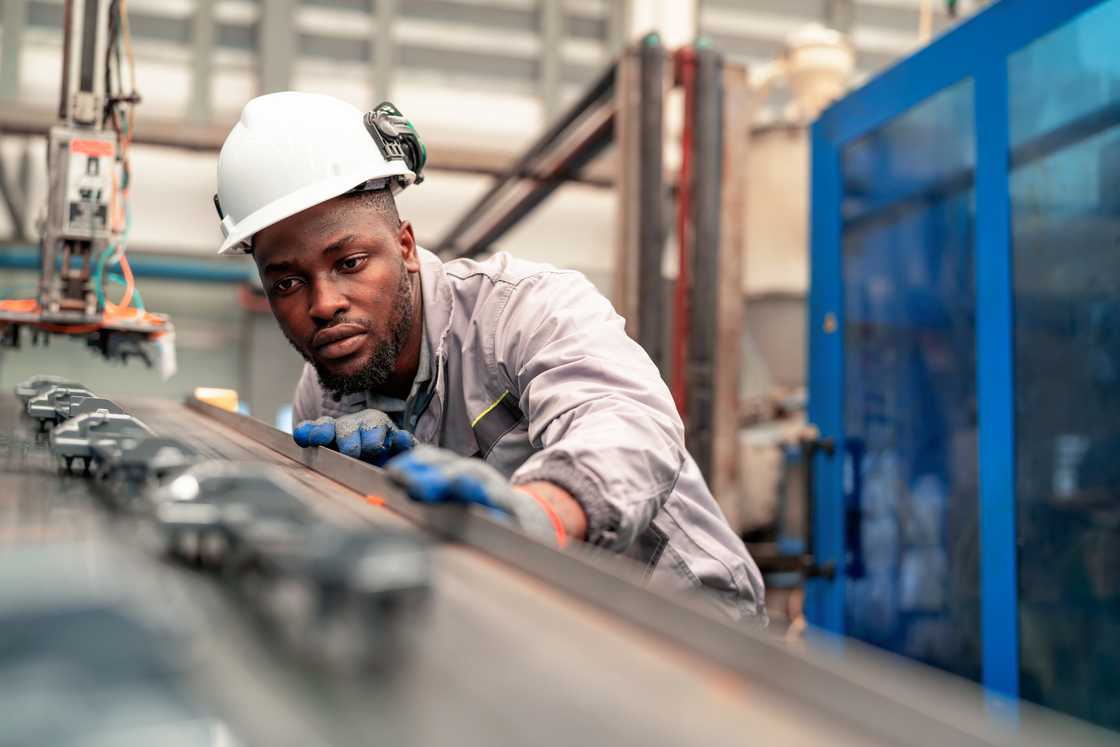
left=308, top=278, right=350, bottom=322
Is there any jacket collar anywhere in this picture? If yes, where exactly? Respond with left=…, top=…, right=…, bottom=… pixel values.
left=417, top=247, right=453, bottom=363
left=414, top=247, right=452, bottom=441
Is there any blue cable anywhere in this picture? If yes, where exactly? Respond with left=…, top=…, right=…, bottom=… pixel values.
left=93, top=201, right=133, bottom=310
left=106, top=271, right=144, bottom=310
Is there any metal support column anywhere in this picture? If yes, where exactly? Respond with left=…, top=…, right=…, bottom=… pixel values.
left=825, top=0, right=855, bottom=33
left=613, top=50, right=639, bottom=339
left=259, top=0, right=295, bottom=94
left=613, top=36, right=664, bottom=368
left=636, top=37, right=665, bottom=369
left=1, top=0, right=26, bottom=101
left=539, top=0, right=562, bottom=119
left=189, top=0, right=215, bottom=124
left=373, top=0, right=396, bottom=102
left=974, top=56, right=1020, bottom=706
left=685, top=46, right=723, bottom=481
left=710, top=61, right=748, bottom=519
left=606, top=0, right=626, bottom=55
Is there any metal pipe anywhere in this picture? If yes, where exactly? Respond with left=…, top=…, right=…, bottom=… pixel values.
left=1, top=244, right=252, bottom=283
left=78, top=0, right=99, bottom=94
left=636, top=36, right=665, bottom=370
left=58, top=0, right=74, bottom=120
left=685, top=46, right=723, bottom=482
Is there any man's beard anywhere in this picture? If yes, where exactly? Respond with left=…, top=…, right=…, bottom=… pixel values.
left=288, top=263, right=414, bottom=396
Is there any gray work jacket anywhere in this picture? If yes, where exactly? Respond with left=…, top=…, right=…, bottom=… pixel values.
left=293, top=249, right=765, bottom=622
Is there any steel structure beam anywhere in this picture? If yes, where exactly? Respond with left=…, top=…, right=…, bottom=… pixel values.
left=188, top=0, right=215, bottom=124
left=635, top=38, right=665, bottom=370
left=825, top=0, right=855, bottom=33
left=539, top=0, right=562, bottom=118
left=373, top=0, right=396, bottom=102
left=1, top=0, right=27, bottom=101
left=433, top=59, right=617, bottom=258
left=611, top=36, right=665, bottom=366
left=710, top=60, right=749, bottom=523
left=0, top=106, right=614, bottom=186
left=258, top=0, right=294, bottom=94
left=684, top=46, right=723, bottom=482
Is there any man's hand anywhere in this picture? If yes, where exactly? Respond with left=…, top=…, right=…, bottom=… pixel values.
left=385, top=446, right=585, bottom=548
left=293, top=409, right=415, bottom=466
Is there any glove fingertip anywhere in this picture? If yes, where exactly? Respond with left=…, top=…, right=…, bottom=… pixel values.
left=452, top=474, right=492, bottom=508
left=360, top=426, right=388, bottom=457
left=293, top=421, right=312, bottom=447
left=308, top=423, right=335, bottom=447
left=337, top=432, right=361, bottom=458
left=391, top=430, right=416, bottom=452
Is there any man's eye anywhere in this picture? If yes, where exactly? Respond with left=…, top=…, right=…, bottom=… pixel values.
left=272, top=277, right=301, bottom=294
left=339, top=254, right=367, bottom=272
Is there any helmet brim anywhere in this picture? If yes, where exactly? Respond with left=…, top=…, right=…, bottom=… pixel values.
left=217, top=162, right=414, bottom=255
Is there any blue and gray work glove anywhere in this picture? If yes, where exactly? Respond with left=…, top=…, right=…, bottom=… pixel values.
left=293, top=409, right=415, bottom=466
left=385, top=445, right=563, bottom=547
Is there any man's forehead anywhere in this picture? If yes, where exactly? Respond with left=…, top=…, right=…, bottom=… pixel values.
left=254, top=198, right=392, bottom=267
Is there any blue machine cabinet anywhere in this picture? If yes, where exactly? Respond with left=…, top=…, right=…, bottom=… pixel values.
left=808, top=0, right=1120, bottom=730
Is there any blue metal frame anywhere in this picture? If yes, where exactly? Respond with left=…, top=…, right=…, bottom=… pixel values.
left=807, top=0, right=1108, bottom=701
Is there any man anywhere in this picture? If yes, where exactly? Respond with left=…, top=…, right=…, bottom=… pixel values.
left=215, top=92, right=764, bottom=621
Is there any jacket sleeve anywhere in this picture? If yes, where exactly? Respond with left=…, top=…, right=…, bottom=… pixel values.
left=493, top=270, right=687, bottom=552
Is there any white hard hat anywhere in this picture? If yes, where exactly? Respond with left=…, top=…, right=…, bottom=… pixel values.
left=214, top=92, right=418, bottom=255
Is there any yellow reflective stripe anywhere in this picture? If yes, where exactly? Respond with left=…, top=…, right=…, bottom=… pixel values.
left=470, top=389, right=510, bottom=429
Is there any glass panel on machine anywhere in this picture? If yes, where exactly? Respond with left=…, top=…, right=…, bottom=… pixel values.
left=840, top=79, right=981, bottom=682
left=1009, top=0, right=1120, bottom=730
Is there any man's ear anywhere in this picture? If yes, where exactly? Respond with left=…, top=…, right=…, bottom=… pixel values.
left=398, top=220, right=420, bottom=272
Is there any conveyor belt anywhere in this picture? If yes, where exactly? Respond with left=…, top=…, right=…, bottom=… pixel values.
left=1, top=395, right=1112, bottom=747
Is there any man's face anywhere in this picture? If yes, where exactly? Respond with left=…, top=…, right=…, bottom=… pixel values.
left=252, top=195, right=420, bottom=395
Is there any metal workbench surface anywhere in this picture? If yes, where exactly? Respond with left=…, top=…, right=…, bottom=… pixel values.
left=0, top=394, right=1111, bottom=747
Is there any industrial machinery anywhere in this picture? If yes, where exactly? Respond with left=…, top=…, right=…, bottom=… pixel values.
left=49, top=406, right=151, bottom=470
left=232, top=520, right=432, bottom=670
left=92, top=435, right=200, bottom=489
left=151, top=461, right=432, bottom=668
left=0, top=0, right=173, bottom=370
left=25, top=384, right=97, bottom=424
left=152, top=462, right=317, bottom=566
left=14, top=374, right=83, bottom=401
left=806, top=0, right=1120, bottom=730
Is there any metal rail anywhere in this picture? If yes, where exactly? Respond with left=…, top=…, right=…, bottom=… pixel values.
left=0, top=107, right=613, bottom=187
left=185, top=395, right=1114, bottom=747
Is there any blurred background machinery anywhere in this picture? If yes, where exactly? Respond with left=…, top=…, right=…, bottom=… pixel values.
left=804, top=0, right=1120, bottom=731
left=0, top=0, right=174, bottom=369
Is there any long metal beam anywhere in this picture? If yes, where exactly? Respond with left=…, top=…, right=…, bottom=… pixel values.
left=0, top=107, right=614, bottom=186
left=183, top=396, right=1115, bottom=747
